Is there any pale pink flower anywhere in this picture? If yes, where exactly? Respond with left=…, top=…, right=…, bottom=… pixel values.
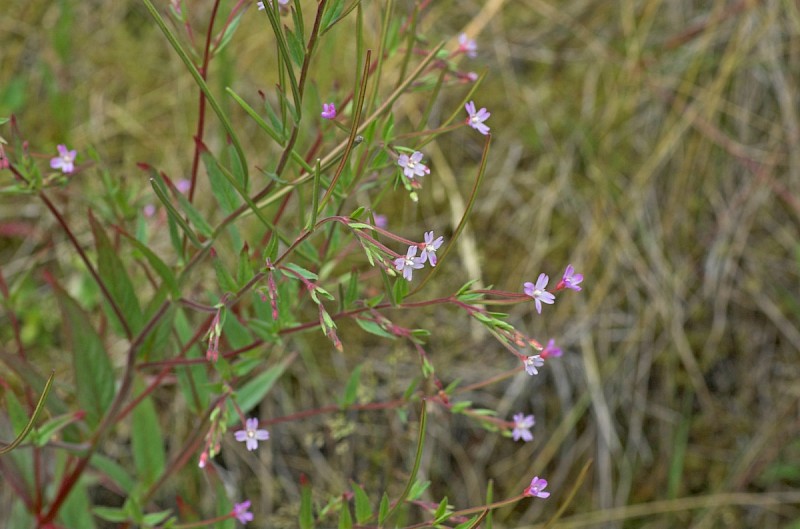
left=557, top=264, right=583, bottom=291
left=458, top=33, right=477, bottom=57
left=420, top=231, right=444, bottom=266
left=523, top=273, right=555, bottom=314
left=524, top=476, right=550, bottom=498
left=465, top=101, right=491, bottom=135
left=50, top=144, right=77, bottom=174
left=394, top=245, right=424, bottom=281
left=321, top=102, right=336, bottom=119
left=398, top=151, right=430, bottom=180
left=234, top=418, right=270, bottom=451
left=233, top=500, right=254, bottom=524
left=512, top=413, right=535, bottom=442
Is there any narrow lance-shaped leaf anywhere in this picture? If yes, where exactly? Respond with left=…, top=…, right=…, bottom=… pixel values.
left=54, top=284, right=115, bottom=428
left=89, top=211, right=144, bottom=333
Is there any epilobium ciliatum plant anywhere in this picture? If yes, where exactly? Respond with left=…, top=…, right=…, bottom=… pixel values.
left=0, top=1, right=587, bottom=527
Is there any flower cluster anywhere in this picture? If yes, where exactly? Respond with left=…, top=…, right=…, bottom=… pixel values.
left=393, top=231, right=444, bottom=281
left=524, top=264, right=584, bottom=314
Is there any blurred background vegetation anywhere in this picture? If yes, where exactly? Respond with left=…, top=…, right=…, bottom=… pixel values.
left=2, top=0, right=800, bottom=527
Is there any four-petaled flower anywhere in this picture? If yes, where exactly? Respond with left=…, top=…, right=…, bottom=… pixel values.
left=233, top=500, right=254, bottom=524
left=523, top=273, right=555, bottom=314
left=557, top=264, right=583, bottom=291
left=512, top=413, right=535, bottom=442
left=524, top=476, right=550, bottom=499
left=398, top=151, right=430, bottom=180
left=321, top=102, right=336, bottom=119
left=465, top=101, right=491, bottom=135
left=50, top=144, right=77, bottom=174
left=524, top=355, right=544, bottom=376
left=420, top=231, right=444, bottom=266
left=234, top=418, right=270, bottom=451
left=541, top=339, right=562, bottom=359
left=458, top=33, right=477, bottom=58
left=394, top=245, right=424, bottom=281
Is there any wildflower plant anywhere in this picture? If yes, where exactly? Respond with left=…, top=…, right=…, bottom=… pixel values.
left=0, top=2, right=587, bottom=529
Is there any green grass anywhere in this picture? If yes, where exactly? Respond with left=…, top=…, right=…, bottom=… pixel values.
left=2, top=0, right=800, bottom=527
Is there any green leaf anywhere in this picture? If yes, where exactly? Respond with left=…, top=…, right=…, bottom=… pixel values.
left=321, top=0, right=345, bottom=32
left=352, top=483, right=372, bottom=524
left=237, top=244, right=254, bottom=288
left=392, top=277, right=408, bottom=305
left=142, top=509, right=173, bottom=525
left=90, top=454, right=135, bottom=494
left=202, top=151, right=241, bottom=214
left=338, top=500, right=353, bottom=529
left=33, top=412, right=77, bottom=447
left=215, top=11, right=244, bottom=54
left=89, top=211, right=144, bottom=333
left=54, top=286, right=115, bottom=427
left=299, top=476, right=314, bottom=529
left=92, top=507, right=129, bottom=523
left=123, top=231, right=180, bottom=299
left=339, top=365, right=361, bottom=408
left=344, top=271, right=359, bottom=307
left=131, top=388, right=166, bottom=487
left=285, top=26, right=305, bottom=68
left=378, top=493, right=389, bottom=526
left=285, top=262, right=319, bottom=280
left=229, top=357, right=292, bottom=424
left=433, top=497, right=450, bottom=523
left=60, top=478, right=97, bottom=529
left=407, top=480, right=431, bottom=501
left=212, top=251, right=239, bottom=293
left=355, top=318, right=395, bottom=339
left=173, top=185, right=214, bottom=238
left=150, top=174, right=201, bottom=248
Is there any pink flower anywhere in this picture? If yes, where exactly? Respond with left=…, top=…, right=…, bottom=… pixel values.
left=465, top=101, right=491, bottom=135
left=143, top=204, right=156, bottom=218
left=176, top=179, right=191, bottom=194
left=541, top=339, right=562, bottom=359
left=398, top=151, right=430, bottom=180
left=233, top=500, right=254, bottom=524
left=524, top=355, right=544, bottom=376
left=512, top=413, right=535, bottom=442
left=458, top=33, right=477, bottom=58
left=234, top=418, right=270, bottom=451
left=524, top=476, right=550, bottom=499
left=557, top=264, right=583, bottom=291
left=372, top=213, right=388, bottom=229
left=50, top=144, right=77, bottom=174
left=523, top=274, right=555, bottom=314
left=321, top=102, right=336, bottom=119
left=420, top=231, right=444, bottom=266
left=394, top=245, right=424, bottom=281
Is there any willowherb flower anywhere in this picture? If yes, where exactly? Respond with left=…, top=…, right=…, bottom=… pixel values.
left=524, top=354, right=544, bottom=376
left=321, top=102, right=336, bottom=119
left=372, top=213, right=388, bottom=229
left=143, top=204, right=156, bottom=218
left=233, top=500, right=254, bottom=524
left=541, top=339, right=562, bottom=359
left=176, top=179, right=191, bottom=194
left=420, top=231, right=444, bottom=266
left=234, top=418, right=270, bottom=451
left=458, top=33, right=477, bottom=57
left=523, top=273, right=555, bottom=314
left=397, top=151, right=430, bottom=180
left=524, top=476, right=551, bottom=499
left=512, top=413, right=535, bottom=442
left=465, top=101, right=491, bottom=135
left=557, top=264, right=583, bottom=291
left=50, top=144, right=77, bottom=174
left=394, top=245, right=424, bottom=281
